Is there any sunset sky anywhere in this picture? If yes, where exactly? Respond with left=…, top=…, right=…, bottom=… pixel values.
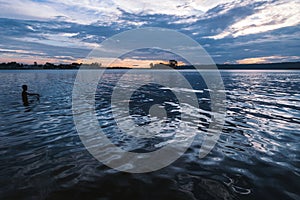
left=0, top=0, right=299, bottom=65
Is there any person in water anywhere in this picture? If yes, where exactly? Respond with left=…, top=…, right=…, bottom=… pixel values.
left=22, top=85, right=40, bottom=106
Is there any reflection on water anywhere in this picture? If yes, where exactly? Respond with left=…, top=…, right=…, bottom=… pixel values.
left=0, top=70, right=299, bottom=199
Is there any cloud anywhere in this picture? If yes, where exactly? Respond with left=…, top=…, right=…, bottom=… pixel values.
left=0, top=0, right=63, bottom=20
left=207, top=0, right=300, bottom=39
left=0, top=30, right=90, bottom=64
left=236, top=56, right=300, bottom=64
left=0, top=0, right=121, bottom=24
left=0, top=48, right=45, bottom=56
left=0, top=0, right=201, bottom=26
left=17, top=33, right=98, bottom=49
left=112, top=0, right=204, bottom=17
left=0, top=0, right=241, bottom=25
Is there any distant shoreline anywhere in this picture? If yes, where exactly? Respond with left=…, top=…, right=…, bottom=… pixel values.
left=0, top=61, right=299, bottom=70
left=216, top=62, right=300, bottom=70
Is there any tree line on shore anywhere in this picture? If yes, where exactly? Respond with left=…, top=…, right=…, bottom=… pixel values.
left=0, top=62, right=103, bottom=69
left=0, top=61, right=299, bottom=70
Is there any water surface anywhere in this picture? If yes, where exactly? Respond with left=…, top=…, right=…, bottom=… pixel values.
left=0, top=70, right=299, bottom=200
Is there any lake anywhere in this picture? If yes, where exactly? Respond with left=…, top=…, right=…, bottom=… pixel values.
left=0, top=70, right=299, bottom=200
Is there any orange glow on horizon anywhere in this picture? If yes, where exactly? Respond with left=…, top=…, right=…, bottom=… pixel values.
left=236, top=56, right=294, bottom=64
left=78, top=58, right=186, bottom=68
left=1, top=57, right=187, bottom=68
left=109, top=59, right=185, bottom=68
left=237, top=57, right=269, bottom=64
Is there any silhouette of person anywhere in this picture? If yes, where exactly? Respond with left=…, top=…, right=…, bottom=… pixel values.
left=22, top=85, right=39, bottom=106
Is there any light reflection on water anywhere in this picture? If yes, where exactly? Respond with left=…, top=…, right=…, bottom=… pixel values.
left=0, top=70, right=299, bottom=200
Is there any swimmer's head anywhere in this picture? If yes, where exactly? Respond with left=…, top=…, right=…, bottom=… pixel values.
left=22, top=85, right=28, bottom=91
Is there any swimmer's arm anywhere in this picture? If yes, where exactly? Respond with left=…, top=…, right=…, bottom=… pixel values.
left=27, top=92, right=40, bottom=97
